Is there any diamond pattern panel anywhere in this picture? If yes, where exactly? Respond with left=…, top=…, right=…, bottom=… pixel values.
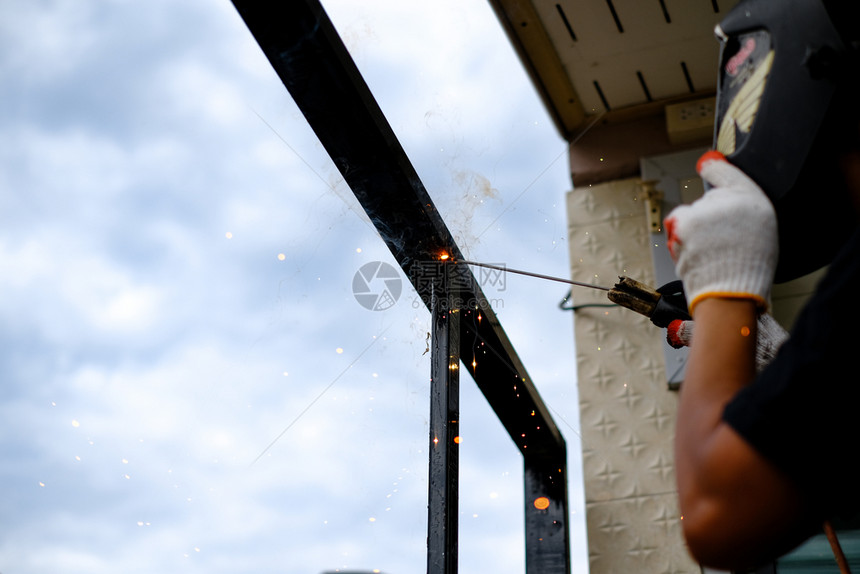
left=586, top=493, right=694, bottom=574
left=567, top=178, right=698, bottom=573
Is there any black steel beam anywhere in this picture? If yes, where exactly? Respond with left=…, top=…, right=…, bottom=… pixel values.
left=230, top=1, right=571, bottom=571
left=524, top=456, right=571, bottom=574
left=427, top=284, right=461, bottom=574
left=230, top=0, right=564, bottom=461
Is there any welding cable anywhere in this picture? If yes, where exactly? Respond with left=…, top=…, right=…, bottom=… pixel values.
left=558, top=289, right=619, bottom=312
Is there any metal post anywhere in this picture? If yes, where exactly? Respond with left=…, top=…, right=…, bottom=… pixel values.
left=427, top=282, right=461, bottom=574
left=524, top=455, right=571, bottom=574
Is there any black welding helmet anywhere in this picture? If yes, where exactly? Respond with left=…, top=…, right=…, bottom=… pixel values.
left=713, top=0, right=860, bottom=282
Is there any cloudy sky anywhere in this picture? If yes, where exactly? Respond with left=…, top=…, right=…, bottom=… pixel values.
left=0, top=1, right=587, bottom=572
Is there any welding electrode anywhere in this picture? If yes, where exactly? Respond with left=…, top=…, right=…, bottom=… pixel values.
left=456, top=260, right=610, bottom=291
left=456, top=260, right=691, bottom=328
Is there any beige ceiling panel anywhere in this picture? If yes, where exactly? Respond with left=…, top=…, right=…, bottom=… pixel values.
left=583, top=40, right=719, bottom=110
left=534, top=0, right=739, bottom=112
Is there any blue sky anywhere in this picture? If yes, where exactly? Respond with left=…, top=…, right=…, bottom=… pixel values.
left=0, top=1, right=586, bottom=572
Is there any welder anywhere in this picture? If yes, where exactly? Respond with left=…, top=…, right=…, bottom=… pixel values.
left=664, top=0, right=860, bottom=569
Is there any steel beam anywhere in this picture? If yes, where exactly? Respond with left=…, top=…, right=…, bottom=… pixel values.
left=230, top=1, right=570, bottom=571
left=524, top=455, right=571, bottom=574
left=427, top=284, right=461, bottom=574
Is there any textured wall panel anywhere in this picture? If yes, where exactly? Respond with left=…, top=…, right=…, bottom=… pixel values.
left=567, top=178, right=698, bottom=573
left=585, top=493, right=694, bottom=574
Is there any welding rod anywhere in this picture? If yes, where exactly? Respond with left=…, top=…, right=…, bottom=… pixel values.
left=456, top=259, right=611, bottom=291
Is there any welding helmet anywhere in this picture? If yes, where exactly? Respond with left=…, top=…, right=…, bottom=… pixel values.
left=713, top=0, right=860, bottom=282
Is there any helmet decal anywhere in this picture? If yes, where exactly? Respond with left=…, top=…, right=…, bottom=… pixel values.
left=717, top=48, right=774, bottom=155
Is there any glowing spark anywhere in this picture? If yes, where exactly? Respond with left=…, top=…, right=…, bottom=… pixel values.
left=71, top=420, right=80, bottom=428
left=335, top=347, right=344, bottom=354
left=438, top=252, right=450, bottom=261
left=277, top=253, right=285, bottom=261
left=534, top=497, right=551, bottom=510
left=225, top=232, right=233, bottom=239
left=740, top=325, right=751, bottom=337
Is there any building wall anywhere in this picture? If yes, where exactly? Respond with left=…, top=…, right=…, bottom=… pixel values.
left=566, top=178, right=699, bottom=573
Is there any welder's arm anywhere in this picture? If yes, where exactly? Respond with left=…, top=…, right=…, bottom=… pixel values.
left=665, top=152, right=815, bottom=568
left=675, top=299, right=814, bottom=568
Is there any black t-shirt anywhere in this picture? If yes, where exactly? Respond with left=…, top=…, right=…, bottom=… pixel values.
left=723, top=225, right=860, bottom=518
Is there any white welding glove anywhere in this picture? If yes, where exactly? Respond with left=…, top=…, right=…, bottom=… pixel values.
left=667, top=314, right=789, bottom=373
left=664, top=151, right=779, bottom=314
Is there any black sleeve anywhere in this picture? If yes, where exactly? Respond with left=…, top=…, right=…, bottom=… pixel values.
left=722, top=226, right=860, bottom=517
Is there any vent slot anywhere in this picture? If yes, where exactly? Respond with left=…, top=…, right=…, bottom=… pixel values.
left=636, top=71, right=652, bottom=101
left=593, top=80, right=610, bottom=110
left=605, top=0, right=624, bottom=33
left=556, top=4, right=577, bottom=42
left=680, top=61, right=695, bottom=93
left=658, top=0, right=671, bottom=23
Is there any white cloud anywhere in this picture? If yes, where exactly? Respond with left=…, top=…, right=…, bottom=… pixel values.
left=0, top=1, right=584, bottom=572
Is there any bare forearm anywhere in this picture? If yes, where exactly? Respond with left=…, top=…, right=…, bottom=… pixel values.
left=677, top=298, right=758, bottom=455
left=676, top=298, right=757, bottom=504
left=674, top=299, right=813, bottom=567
